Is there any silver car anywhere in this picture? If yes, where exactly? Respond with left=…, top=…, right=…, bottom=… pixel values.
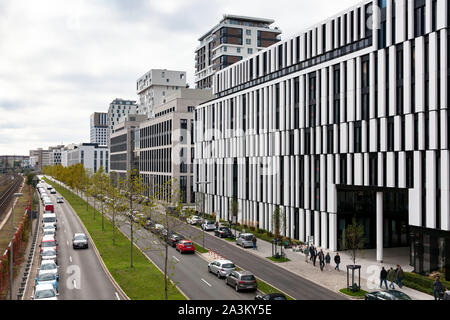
left=208, top=260, right=236, bottom=278
left=40, top=248, right=57, bottom=264
left=225, top=270, right=258, bottom=292
left=201, top=220, right=216, bottom=231
left=72, top=233, right=88, bottom=249
left=236, top=233, right=254, bottom=248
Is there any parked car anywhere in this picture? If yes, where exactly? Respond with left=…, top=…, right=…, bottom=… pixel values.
left=50, top=189, right=56, bottom=194
left=187, top=215, right=203, bottom=225
left=151, top=224, right=165, bottom=235
left=236, top=233, right=254, bottom=248
left=208, top=260, right=236, bottom=278
left=201, top=220, right=216, bottom=231
left=176, top=240, right=195, bottom=254
left=38, top=260, right=59, bottom=278
left=255, top=293, right=287, bottom=300
left=35, top=272, right=59, bottom=292
left=365, top=290, right=412, bottom=300
left=40, top=248, right=57, bottom=264
left=31, top=283, right=58, bottom=300
left=214, top=226, right=233, bottom=238
left=143, top=219, right=154, bottom=231
left=40, top=236, right=57, bottom=253
left=42, top=213, right=57, bottom=229
left=225, top=270, right=257, bottom=292
left=56, top=196, right=64, bottom=203
left=72, top=233, right=88, bottom=249
left=167, top=233, right=184, bottom=247
left=42, top=224, right=56, bottom=234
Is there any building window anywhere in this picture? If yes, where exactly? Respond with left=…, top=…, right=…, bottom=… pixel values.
left=248, top=48, right=253, bottom=54
left=246, top=29, right=251, bottom=36
left=246, top=39, right=251, bottom=45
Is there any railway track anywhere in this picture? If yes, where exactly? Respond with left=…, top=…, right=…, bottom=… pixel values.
left=0, top=175, right=24, bottom=221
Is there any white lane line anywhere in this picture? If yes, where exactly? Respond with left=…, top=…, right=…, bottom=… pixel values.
left=115, top=292, right=120, bottom=300
left=153, top=241, right=158, bottom=245
left=73, top=279, right=77, bottom=289
left=172, top=256, right=180, bottom=262
left=69, top=256, right=72, bottom=263
left=66, top=240, right=69, bottom=246
left=201, top=278, right=212, bottom=287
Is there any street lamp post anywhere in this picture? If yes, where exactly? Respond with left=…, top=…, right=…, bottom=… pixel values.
left=10, top=193, right=23, bottom=300
left=195, top=181, right=211, bottom=249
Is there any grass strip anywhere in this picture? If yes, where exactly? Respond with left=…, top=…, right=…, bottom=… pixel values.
left=267, top=256, right=291, bottom=263
left=44, top=178, right=185, bottom=300
left=257, top=278, right=295, bottom=300
left=339, top=288, right=367, bottom=298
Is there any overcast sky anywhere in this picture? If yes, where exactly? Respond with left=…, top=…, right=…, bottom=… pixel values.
left=0, top=0, right=358, bottom=155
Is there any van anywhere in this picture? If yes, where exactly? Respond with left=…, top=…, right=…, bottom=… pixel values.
left=42, top=213, right=57, bottom=228
left=44, top=203, right=54, bottom=213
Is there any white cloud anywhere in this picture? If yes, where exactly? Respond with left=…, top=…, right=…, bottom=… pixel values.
left=0, top=0, right=359, bottom=155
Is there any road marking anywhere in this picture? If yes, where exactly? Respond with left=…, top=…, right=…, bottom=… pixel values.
left=201, top=278, right=212, bottom=287
left=69, top=256, right=72, bottom=263
left=172, top=256, right=180, bottom=262
left=64, top=229, right=66, bottom=233
left=73, top=279, right=77, bottom=289
left=115, top=292, right=120, bottom=300
left=153, top=241, right=158, bottom=245
left=66, top=240, right=69, bottom=246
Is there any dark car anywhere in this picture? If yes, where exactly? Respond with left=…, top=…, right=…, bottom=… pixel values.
left=167, top=233, right=184, bottom=247
left=255, top=293, right=287, bottom=300
left=225, top=270, right=257, bottom=292
left=72, top=233, right=88, bottom=249
left=144, top=219, right=154, bottom=231
left=214, top=227, right=233, bottom=238
left=365, top=290, right=412, bottom=300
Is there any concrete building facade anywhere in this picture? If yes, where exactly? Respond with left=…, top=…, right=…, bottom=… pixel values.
left=107, top=99, right=138, bottom=145
left=90, top=112, right=108, bottom=146
left=66, top=143, right=109, bottom=173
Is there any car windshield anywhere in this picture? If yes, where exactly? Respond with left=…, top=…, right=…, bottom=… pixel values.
left=35, top=289, right=55, bottom=299
left=206, top=221, right=214, bottom=224
left=272, top=296, right=287, bottom=300
left=43, top=217, right=56, bottom=223
left=42, top=250, right=56, bottom=256
left=38, top=273, right=56, bottom=281
left=74, top=235, right=86, bottom=241
left=41, top=263, right=56, bottom=270
left=240, top=275, right=255, bottom=281
left=42, top=241, right=56, bottom=247
left=222, top=263, right=235, bottom=269
left=43, top=231, right=54, bottom=236
left=390, top=291, right=411, bottom=300
left=243, top=235, right=253, bottom=241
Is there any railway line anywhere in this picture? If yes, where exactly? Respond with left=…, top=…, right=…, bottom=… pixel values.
left=0, top=175, right=24, bottom=221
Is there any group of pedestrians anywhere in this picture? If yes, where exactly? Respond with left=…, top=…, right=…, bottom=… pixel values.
left=432, top=276, right=450, bottom=300
left=379, top=265, right=404, bottom=290
left=302, top=244, right=341, bottom=272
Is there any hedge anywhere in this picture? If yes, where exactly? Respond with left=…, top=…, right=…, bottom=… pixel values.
left=403, top=272, right=450, bottom=296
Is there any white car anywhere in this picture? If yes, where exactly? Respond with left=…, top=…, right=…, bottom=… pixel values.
left=32, top=283, right=58, bottom=300
left=201, top=220, right=216, bottom=231
left=187, top=215, right=203, bottom=225
left=40, top=248, right=57, bottom=264
left=56, top=196, right=64, bottom=203
left=42, top=223, right=56, bottom=234
left=38, top=260, right=59, bottom=278
left=42, top=213, right=57, bottom=229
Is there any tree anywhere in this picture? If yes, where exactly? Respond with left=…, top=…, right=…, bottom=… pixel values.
left=92, top=167, right=108, bottom=231
left=272, top=205, right=286, bottom=240
left=229, top=196, right=239, bottom=238
left=104, top=178, right=126, bottom=246
left=342, top=217, right=365, bottom=266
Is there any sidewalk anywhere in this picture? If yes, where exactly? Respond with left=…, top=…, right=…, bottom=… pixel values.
left=222, top=232, right=433, bottom=300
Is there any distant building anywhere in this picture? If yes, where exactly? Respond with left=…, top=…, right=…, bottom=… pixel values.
left=136, top=69, right=187, bottom=118
left=29, top=145, right=64, bottom=172
left=107, top=99, right=138, bottom=145
left=0, top=155, right=30, bottom=173
left=195, top=14, right=282, bottom=90
left=109, top=114, right=148, bottom=183
left=90, top=112, right=108, bottom=146
left=65, top=143, right=109, bottom=173
left=139, top=88, right=214, bottom=204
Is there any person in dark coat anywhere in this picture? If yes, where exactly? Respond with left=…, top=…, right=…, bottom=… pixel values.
left=334, top=253, right=341, bottom=271
left=434, top=277, right=443, bottom=300
left=312, top=247, right=318, bottom=266
left=252, top=235, right=257, bottom=250
left=325, top=252, right=331, bottom=271
left=380, top=267, right=388, bottom=290
left=309, top=244, right=314, bottom=262
left=396, top=265, right=404, bottom=288
left=387, top=267, right=396, bottom=289
left=318, top=250, right=325, bottom=271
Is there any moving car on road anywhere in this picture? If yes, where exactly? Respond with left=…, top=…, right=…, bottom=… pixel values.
left=167, top=233, right=184, bottom=247
left=31, top=283, right=58, bottom=300
left=364, top=290, right=412, bottom=300
left=42, top=213, right=57, bottom=229
left=176, top=240, right=195, bottom=254
left=225, top=270, right=257, bottom=292
left=72, top=233, right=89, bottom=249
left=35, top=272, right=59, bottom=292
left=236, top=233, right=254, bottom=248
left=208, top=260, right=236, bottom=278
left=255, top=293, right=288, bottom=300
left=201, top=220, right=216, bottom=231
left=40, top=235, right=57, bottom=253
left=56, top=196, right=64, bottom=203
left=40, top=248, right=58, bottom=264
left=214, top=226, right=233, bottom=238
left=38, top=260, right=59, bottom=278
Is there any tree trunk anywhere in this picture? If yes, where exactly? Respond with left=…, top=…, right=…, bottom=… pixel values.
left=164, top=242, right=168, bottom=300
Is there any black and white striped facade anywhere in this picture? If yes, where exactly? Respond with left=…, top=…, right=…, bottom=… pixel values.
left=194, top=0, right=450, bottom=261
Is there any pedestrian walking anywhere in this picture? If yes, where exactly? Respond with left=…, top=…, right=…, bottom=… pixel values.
left=443, top=287, right=450, bottom=300
left=380, top=267, right=388, bottom=290
left=312, top=247, right=318, bottom=267
left=396, top=265, right=404, bottom=288
left=325, top=252, right=331, bottom=271
left=318, top=250, right=325, bottom=271
left=215, top=221, right=219, bottom=230
left=252, top=235, right=257, bottom=250
left=303, top=245, right=309, bottom=263
left=433, top=277, right=443, bottom=300
left=334, top=253, right=341, bottom=271
left=309, top=244, right=314, bottom=262
left=387, top=267, right=396, bottom=289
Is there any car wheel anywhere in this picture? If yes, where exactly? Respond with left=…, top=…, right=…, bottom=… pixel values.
left=235, top=284, right=239, bottom=292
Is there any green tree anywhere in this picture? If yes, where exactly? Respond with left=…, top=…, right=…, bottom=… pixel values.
left=272, top=205, right=286, bottom=240
left=342, top=217, right=365, bottom=265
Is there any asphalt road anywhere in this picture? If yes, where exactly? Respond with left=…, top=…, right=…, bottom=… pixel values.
left=48, top=191, right=124, bottom=300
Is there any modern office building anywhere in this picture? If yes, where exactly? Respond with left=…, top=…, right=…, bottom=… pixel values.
left=65, top=143, right=109, bottom=173
left=195, top=14, right=282, bottom=90
left=195, top=0, right=450, bottom=279
left=90, top=112, right=108, bottom=146
left=29, top=145, right=64, bottom=171
left=109, top=114, right=147, bottom=183
left=107, top=99, right=138, bottom=144
left=136, top=69, right=187, bottom=119
left=139, top=88, right=214, bottom=203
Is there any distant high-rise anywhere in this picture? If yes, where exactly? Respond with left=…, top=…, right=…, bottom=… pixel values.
left=136, top=69, right=187, bottom=118
left=107, top=99, right=137, bottom=145
left=90, top=112, right=108, bottom=146
left=195, top=14, right=282, bottom=90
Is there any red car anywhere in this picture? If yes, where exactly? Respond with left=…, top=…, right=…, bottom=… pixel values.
left=40, top=236, right=58, bottom=253
left=176, top=240, right=195, bottom=254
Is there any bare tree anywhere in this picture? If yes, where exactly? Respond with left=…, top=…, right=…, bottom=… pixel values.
left=341, top=217, right=365, bottom=266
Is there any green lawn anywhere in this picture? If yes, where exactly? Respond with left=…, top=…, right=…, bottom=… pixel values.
left=339, top=288, right=368, bottom=298
left=44, top=178, right=186, bottom=300
left=257, top=279, right=294, bottom=300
